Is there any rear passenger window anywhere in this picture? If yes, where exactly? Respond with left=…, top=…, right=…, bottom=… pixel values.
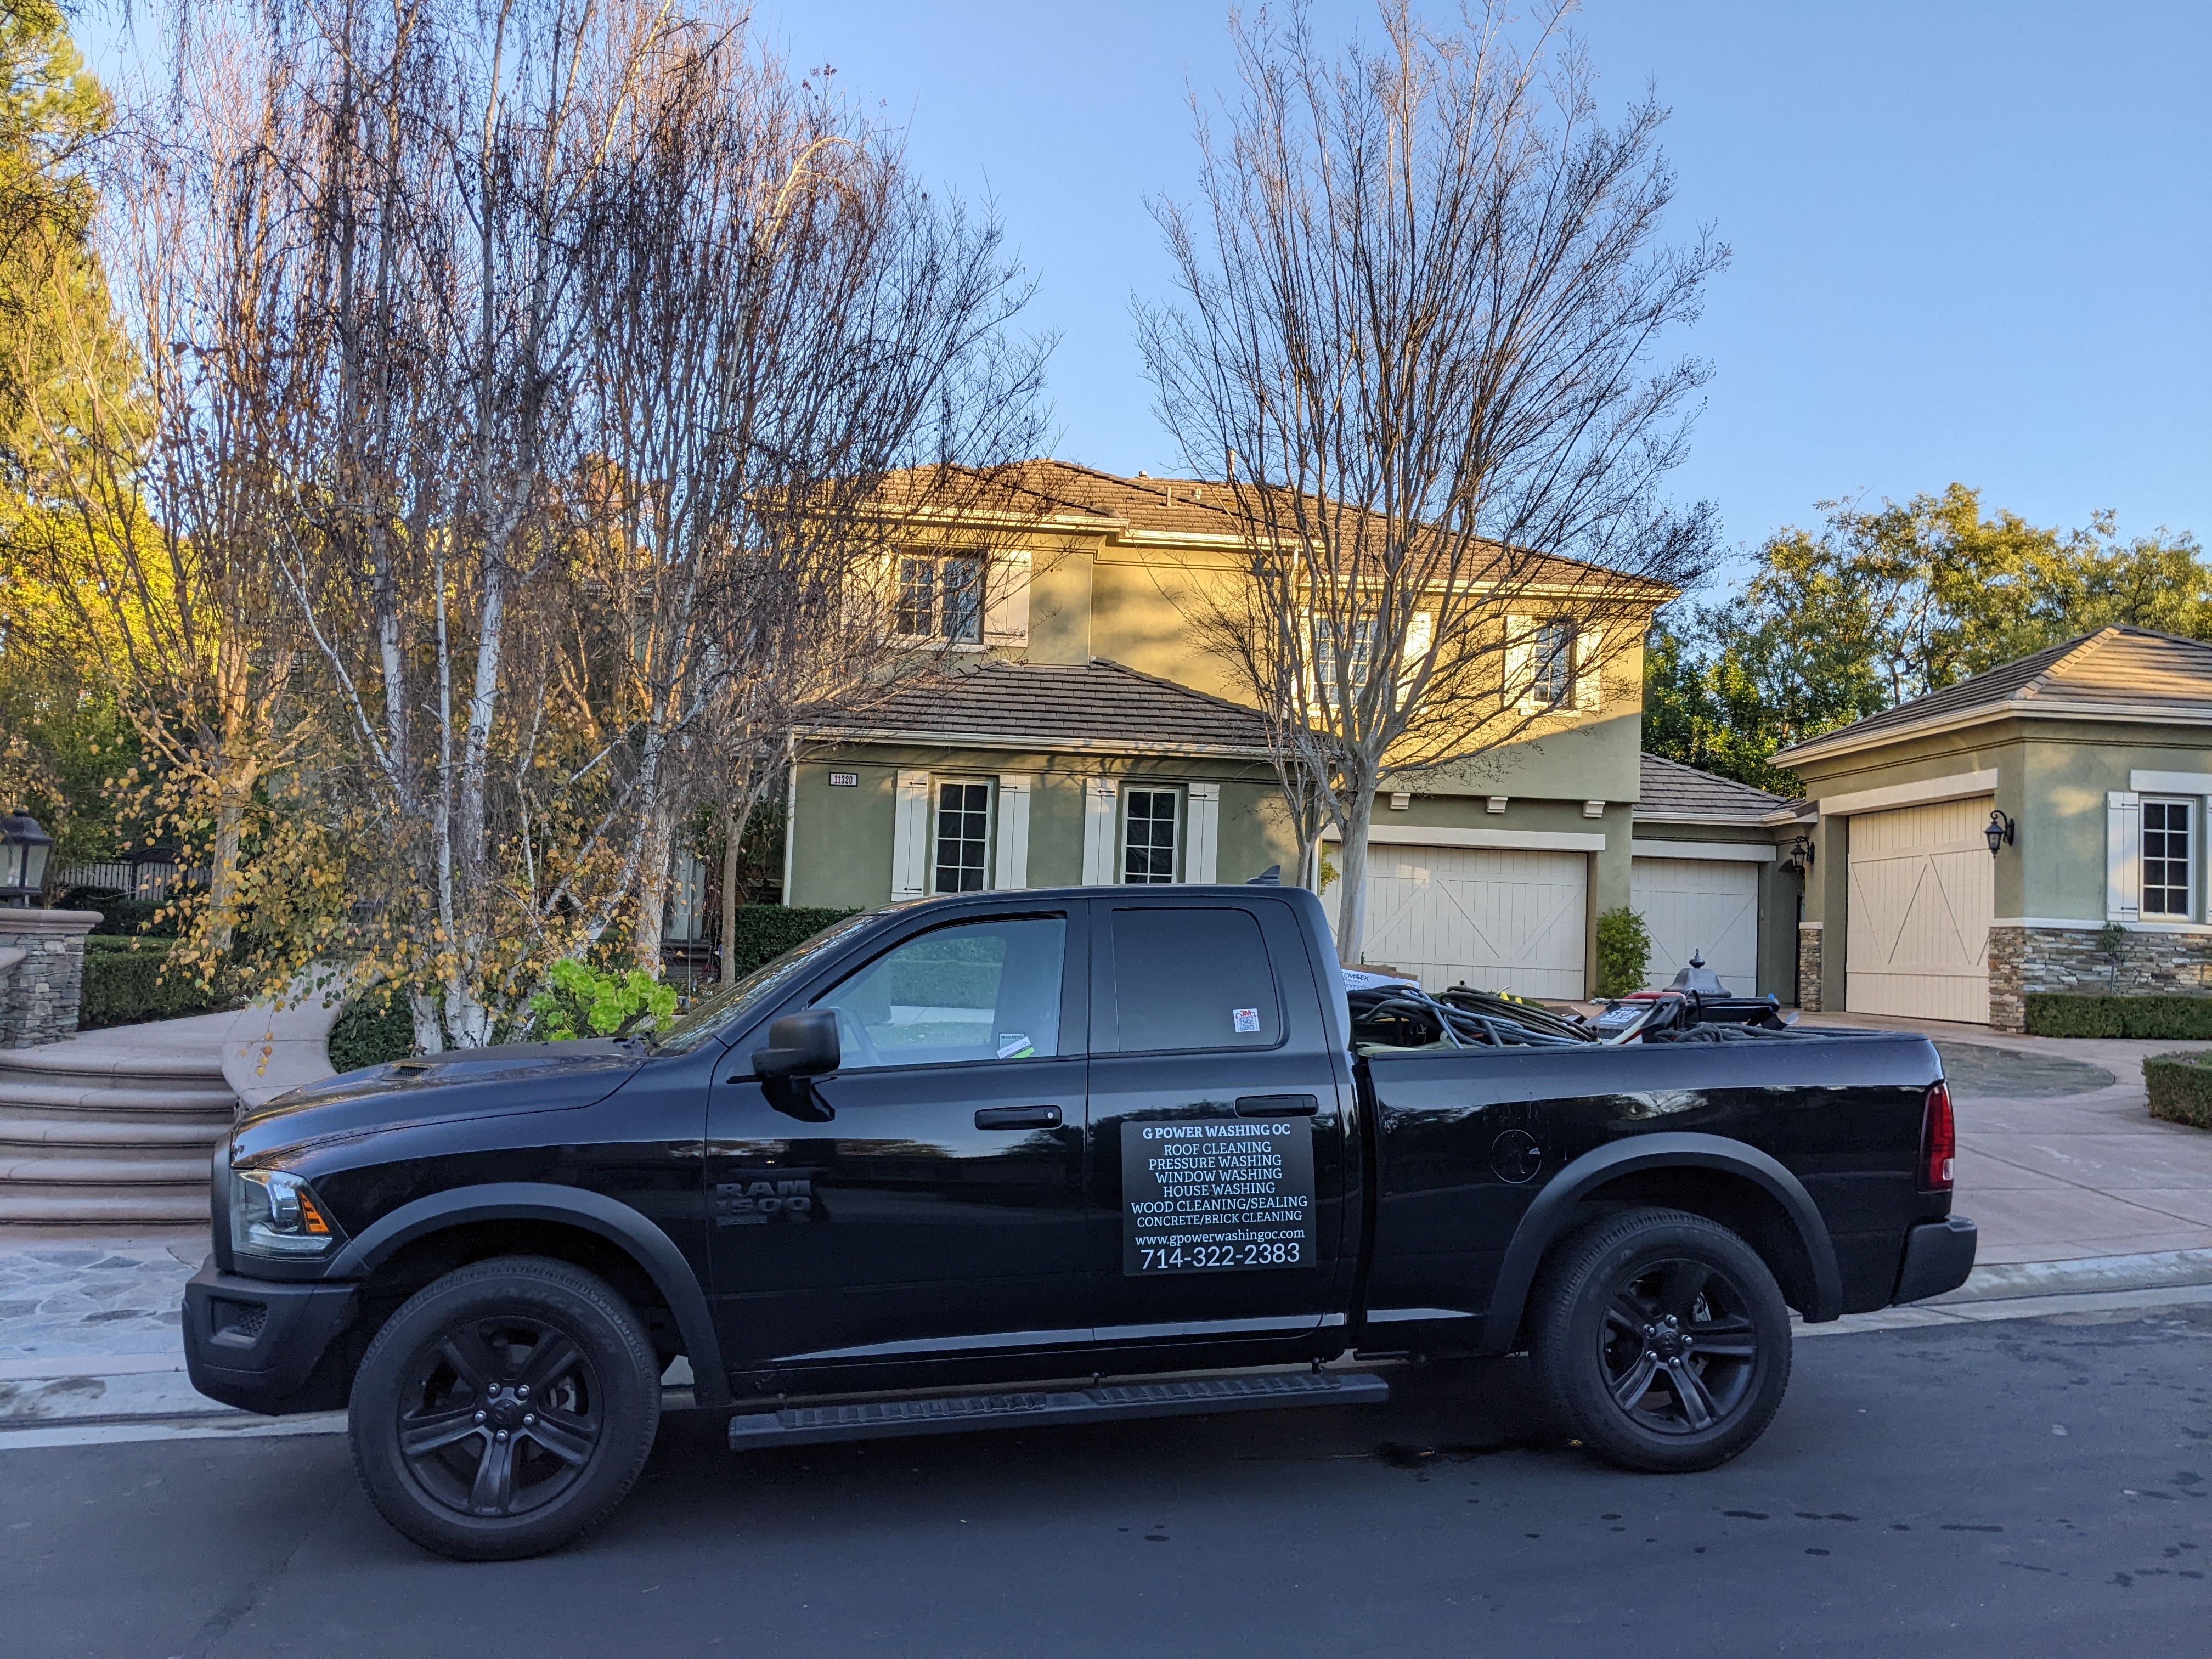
left=1111, top=907, right=1280, bottom=1052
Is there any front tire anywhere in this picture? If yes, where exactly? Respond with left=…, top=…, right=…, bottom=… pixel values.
left=349, top=1255, right=662, bottom=1560
left=1530, top=1207, right=1792, bottom=1474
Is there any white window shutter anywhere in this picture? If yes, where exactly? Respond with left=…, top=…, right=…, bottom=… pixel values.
left=992, top=774, right=1033, bottom=889
left=1504, top=614, right=1537, bottom=712
left=891, top=770, right=932, bottom=901
left=984, top=548, right=1030, bottom=645
left=1081, top=777, right=1120, bottom=885
left=1572, top=624, right=1602, bottom=712
left=2107, top=789, right=2141, bottom=921
left=1186, top=783, right=1221, bottom=883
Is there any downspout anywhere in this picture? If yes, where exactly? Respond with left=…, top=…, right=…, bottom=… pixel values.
left=780, top=731, right=798, bottom=906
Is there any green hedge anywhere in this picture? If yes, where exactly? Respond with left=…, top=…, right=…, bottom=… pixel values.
left=78, top=939, right=239, bottom=1029
left=2024, top=994, right=2212, bottom=1040
left=2143, top=1051, right=2212, bottom=1130
left=724, top=906, right=860, bottom=979
left=328, top=996, right=415, bottom=1073
left=55, top=891, right=178, bottom=938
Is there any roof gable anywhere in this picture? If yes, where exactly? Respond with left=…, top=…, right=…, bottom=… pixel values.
left=1774, top=627, right=2212, bottom=765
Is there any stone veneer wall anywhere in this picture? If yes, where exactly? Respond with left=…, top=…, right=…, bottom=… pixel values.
left=1796, top=923, right=1822, bottom=1013
left=0, top=909, right=101, bottom=1047
left=1987, top=923, right=2212, bottom=1033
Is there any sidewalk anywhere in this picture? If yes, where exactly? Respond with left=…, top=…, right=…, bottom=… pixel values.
left=6, top=1018, right=2211, bottom=1434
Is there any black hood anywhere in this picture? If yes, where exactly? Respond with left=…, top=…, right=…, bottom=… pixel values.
left=230, top=1039, right=645, bottom=1160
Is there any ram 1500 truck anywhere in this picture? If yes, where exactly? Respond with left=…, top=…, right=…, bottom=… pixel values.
left=183, top=885, right=1977, bottom=1559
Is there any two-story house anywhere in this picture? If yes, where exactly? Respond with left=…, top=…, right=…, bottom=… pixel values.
left=781, top=460, right=1800, bottom=1002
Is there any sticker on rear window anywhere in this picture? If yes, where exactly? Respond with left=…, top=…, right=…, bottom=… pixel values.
left=1232, top=1007, right=1260, bottom=1033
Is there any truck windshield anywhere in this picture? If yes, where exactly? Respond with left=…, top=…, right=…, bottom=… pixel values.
left=645, top=912, right=879, bottom=1054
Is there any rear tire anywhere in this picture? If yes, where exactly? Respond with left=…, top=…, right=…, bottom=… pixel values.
left=1530, top=1207, right=1791, bottom=1474
left=348, top=1255, right=662, bottom=1560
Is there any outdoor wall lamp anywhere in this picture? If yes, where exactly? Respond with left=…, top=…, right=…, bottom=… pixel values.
left=0, top=812, right=53, bottom=907
left=1984, top=809, right=2016, bottom=857
left=1783, top=833, right=1815, bottom=876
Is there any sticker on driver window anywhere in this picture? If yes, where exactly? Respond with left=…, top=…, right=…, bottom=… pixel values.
left=996, top=1033, right=1035, bottom=1059
left=1232, top=1007, right=1260, bottom=1033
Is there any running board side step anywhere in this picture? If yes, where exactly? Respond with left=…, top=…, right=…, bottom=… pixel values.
left=727, top=1369, right=1389, bottom=1451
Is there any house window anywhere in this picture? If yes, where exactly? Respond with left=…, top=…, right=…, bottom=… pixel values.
left=1123, top=788, right=1179, bottom=884
left=933, top=781, right=991, bottom=893
left=2143, top=798, right=2194, bottom=919
left=1312, top=616, right=1377, bottom=707
left=1530, top=619, right=1575, bottom=707
left=898, top=553, right=983, bottom=644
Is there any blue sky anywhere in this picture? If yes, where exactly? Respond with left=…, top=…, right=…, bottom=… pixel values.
left=87, top=2, right=2212, bottom=582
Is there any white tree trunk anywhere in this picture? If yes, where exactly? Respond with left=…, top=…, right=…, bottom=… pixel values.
left=1331, top=778, right=1378, bottom=966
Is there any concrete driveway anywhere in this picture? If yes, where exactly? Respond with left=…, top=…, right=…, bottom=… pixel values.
left=1799, top=1013, right=2212, bottom=1265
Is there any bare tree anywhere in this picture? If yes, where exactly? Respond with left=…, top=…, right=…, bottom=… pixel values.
left=1138, top=1, right=1720, bottom=963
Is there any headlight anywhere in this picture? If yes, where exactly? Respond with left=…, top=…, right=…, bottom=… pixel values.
left=230, top=1168, right=346, bottom=1260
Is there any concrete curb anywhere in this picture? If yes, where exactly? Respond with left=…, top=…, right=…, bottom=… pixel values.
left=1931, top=1246, right=2212, bottom=1304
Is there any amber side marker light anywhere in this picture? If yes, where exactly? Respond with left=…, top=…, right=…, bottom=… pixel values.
left=1920, top=1080, right=1956, bottom=1192
left=297, top=1191, right=333, bottom=1235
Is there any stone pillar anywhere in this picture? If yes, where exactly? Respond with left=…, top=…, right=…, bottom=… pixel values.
left=1796, top=923, right=1823, bottom=1012
left=1987, top=924, right=2027, bottom=1032
left=0, top=909, right=102, bottom=1047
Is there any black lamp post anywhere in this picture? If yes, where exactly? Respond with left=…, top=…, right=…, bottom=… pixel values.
left=0, top=813, right=53, bottom=906
left=1984, top=809, right=2016, bottom=857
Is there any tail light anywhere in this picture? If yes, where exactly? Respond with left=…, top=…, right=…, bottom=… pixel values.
left=1920, top=1080, right=1955, bottom=1191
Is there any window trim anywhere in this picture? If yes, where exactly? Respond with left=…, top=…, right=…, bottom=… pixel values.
left=1529, top=618, right=1576, bottom=709
left=928, top=776, right=995, bottom=896
left=1119, top=785, right=1182, bottom=885
left=2141, top=794, right=2196, bottom=921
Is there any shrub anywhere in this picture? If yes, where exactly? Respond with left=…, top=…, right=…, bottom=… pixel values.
left=56, top=892, right=179, bottom=938
left=529, top=959, right=678, bottom=1040
left=328, top=995, right=415, bottom=1073
left=78, top=939, right=239, bottom=1029
left=2024, top=994, right=2212, bottom=1041
left=2143, top=1051, right=2212, bottom=1130
left=723, top=905, right=861, bottom=979
left=1594, top=906, right=1652, bottom=1000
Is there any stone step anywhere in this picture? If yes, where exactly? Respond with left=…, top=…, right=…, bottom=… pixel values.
left=0, top=1154, right=211, bottom=1187
left=0, top=1189, right=212, bottom=1225
left=0, top=1113, right=227, bottom=1150
left=0, top=1080, right=237, bottom=1116
left=0, top=1042, right=232, bottom=1084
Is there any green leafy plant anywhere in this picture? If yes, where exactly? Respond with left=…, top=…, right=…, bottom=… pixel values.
left=328, top=994, right=414, bottom=1071
left=2025, top=994, right=2212, bottom=1040
left=77, top=938, right=239, bottom=1029
left=1594, top=906, right=1652, bottom=1000
left=528, top=959, right=677, bottom=1041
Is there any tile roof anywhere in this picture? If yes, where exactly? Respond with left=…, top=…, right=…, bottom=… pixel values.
left=1773, top=628, right=2212, bottom=765
left=811, top=658, right=1279, bottom=756
left=1634, top=753, right=1787, bottom=823
left=872, top=459, right=1672, bottom=596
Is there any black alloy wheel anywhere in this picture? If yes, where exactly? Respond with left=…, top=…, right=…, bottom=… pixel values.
left=1530, top=1207, right=1792, bottom=1474
left=394, top=1312, right=602, bottom=1520
left=349, top=1255, right=662, bottom=1560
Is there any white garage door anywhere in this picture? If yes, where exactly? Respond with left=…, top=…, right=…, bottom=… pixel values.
left=1846, top=796, right=1995, bottom=1024
left=1359, top=845, right=1587, bottom=998
left=1631, top=856, right=1760, bottom=996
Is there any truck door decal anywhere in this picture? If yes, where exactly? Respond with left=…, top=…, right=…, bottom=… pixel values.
left=1122, top=1119, right=1317, bottom=1273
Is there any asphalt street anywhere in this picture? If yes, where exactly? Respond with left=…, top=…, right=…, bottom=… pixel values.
left=3, top=1306, right=2207, bottom=1659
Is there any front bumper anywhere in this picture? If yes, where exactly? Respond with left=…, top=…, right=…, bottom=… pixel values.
left=1892, top=1214, right=1978, bottom=1305
left=181, top=1261, right=361, bottom=1415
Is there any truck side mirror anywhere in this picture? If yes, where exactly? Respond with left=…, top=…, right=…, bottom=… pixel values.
left=751, top=1009, right=841, bottom=1079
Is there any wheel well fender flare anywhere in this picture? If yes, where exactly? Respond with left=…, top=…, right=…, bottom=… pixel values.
left=1478, top=1132, right=1843, bottom=1354
left=327, top=1183, right=731, bottom=1406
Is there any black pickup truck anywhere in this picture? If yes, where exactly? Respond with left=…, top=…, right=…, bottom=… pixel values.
left=183, top=885, right=1976, bottom=1559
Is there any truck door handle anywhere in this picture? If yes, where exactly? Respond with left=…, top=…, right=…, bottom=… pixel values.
left=975, top=1105, right=1062, bottom=1130
left=1235, top=1094, right=1319, bottom=1117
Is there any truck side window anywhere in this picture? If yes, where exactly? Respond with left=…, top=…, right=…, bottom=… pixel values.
left=814, top=917, right=1066, bottom=1070
left=1110, top=906, right=1280, bottom=1052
